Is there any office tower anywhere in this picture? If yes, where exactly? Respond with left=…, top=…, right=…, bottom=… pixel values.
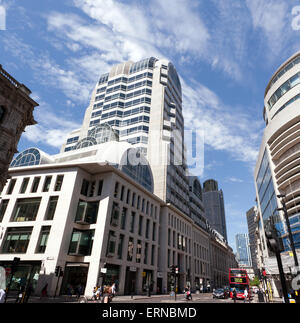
left=246, top=207, right=258, bottom=271
left=61, top=57, right=189, bottom=216
left=235, top=233, right=252, bottom=267
left=202, top=179, right=228, bottom=241
left=254, top=51, right=300, bottom=268
left=0, top=65, right=38, bottom=191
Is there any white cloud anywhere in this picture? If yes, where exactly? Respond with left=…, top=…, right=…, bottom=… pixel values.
left=23, top=100, right=81, bottom=149
left=182, top=78, right=263, bottom=165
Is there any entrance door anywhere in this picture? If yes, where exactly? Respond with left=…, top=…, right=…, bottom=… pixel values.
left=157, top=277, right=162, bottom=294
left=60, top=264, right=89, bottom=296
left=124, top=267, right=136, bottom=295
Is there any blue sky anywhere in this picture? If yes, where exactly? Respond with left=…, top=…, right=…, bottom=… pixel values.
left=1, top=0, right=300, bottom=252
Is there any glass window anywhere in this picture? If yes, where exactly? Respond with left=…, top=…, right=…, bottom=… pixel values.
left=20, top=178, right=29, bottom=194
left=120, top=207, right=127, bottom=230
left=11, top=198, right=41, bottom=222
left=43, top=176, right=52, bottom=192
left=136, top=240, right=142, bottom=263
left=80, top=179, right=89, bottom=196
left=144, top=242, right=148, bottom=264
left=138, top=215, right=143, bottom=236
left=54, top=175, right=64, bottom=191
left=97, top=180, right=103, bottom=196
left=36, top=226, right=51, bottom=253
left=107, top=231, right=116, bottom=256
left=127, top=237, right=134, bottom=261
left=68, top=229, right=95, bottom=256
left=2, top=227, right=32, bottom=253
left=75, top=200, right=99, bottom=224
left=0, top=199, right=9, bottom=222
left=31, top=177, right=40, bottom=193
left=130, top=212, right=135, bottom=233
left=10, top=148, right=41, bottom=168
left=114, top=182, right=119, bottom=198
left=117, top=234, right=124, bottom=259
left=111, top=202, right=120, bottom=227
left=145, top=219, right=150, bottom=239
left=6, top=179, right=16, bottom=195
left=44, top=196, right=58, bottom=220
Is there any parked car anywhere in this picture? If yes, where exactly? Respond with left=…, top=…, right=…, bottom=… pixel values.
left=212, top=288, right=228, bottom=299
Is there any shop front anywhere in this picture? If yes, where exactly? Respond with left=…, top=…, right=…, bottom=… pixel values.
left=60, top=263, right=89, bottom=296
left=0, top=260, right=41, bottom=293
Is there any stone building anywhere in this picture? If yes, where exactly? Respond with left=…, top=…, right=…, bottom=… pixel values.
left=0, top=65, right=38, bottom=192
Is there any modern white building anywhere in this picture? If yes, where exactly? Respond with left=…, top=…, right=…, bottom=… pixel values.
left=254, top=51, right=300, bottom=297
left=0, top=58, right=237, bottom=297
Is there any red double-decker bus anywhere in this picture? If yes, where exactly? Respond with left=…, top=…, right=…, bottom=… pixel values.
left=229, top=268, right=251, bottom=300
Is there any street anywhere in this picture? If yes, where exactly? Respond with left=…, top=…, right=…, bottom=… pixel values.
left=3, top=292, right=266, bottom=304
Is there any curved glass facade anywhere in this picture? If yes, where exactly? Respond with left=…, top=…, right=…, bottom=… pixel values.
left=267, top=55, right=300, bottom=95
left=75, top=137, right=97, bottom=150
left=268, top=72, right=300, bottom=110
left=121, top=150, right=153, bottom=193
left=168, top=63, right=182, bottom=96
left=129, top=57, right=157, bottom=74
left=11, top=148, right=41, bottom=168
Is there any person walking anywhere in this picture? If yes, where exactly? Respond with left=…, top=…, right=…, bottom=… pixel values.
left=232, top=288, right=237, bottom=303
left=40, top=283, right=48, bottom=299
left=243, top=288, right=249, bottom=303
left=111, top=283, right=116, bottom=298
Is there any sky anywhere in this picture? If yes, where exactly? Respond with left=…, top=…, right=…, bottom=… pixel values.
left=1, top=0, right=300, bottom=252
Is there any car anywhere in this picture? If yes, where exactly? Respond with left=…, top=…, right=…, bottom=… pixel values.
left=212, top=288, right=228, bottom=299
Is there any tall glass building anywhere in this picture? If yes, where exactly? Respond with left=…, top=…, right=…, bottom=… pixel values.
left=254, top=51, right=300, bottom=279
left=235, top=234, right=251, bottom=267
left=202, top=179, right=228, bottom=241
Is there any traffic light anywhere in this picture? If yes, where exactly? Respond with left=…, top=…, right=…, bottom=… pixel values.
left=265, top=227, right=284, bottom=253
left=55, top=266, right=60, bottom=277
left=175, top=267, right=179, bottom=275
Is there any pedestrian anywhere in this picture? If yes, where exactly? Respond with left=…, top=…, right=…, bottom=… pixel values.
left=111, top=282, right=116, bottom=298
left=101, top=286, right=111, bottom=303
left=232, top=288, right=237, bottom=303
left=40, top=283, right=48, bottom=298
left=92, top=286, right=98, bottom=300
left=0, top=288, right=6, bottom=303
left=243, top=288, right=248, bottom=303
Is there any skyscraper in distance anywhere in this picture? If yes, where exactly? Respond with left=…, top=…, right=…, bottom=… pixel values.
left=202, top=179, right=228, bottom=241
